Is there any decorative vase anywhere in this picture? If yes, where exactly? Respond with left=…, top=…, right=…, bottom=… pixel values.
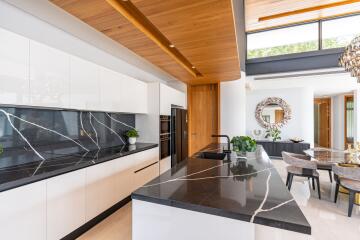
left=236, top=151, right=247, bottom=160
left=128, top=137, right=137, bottom=145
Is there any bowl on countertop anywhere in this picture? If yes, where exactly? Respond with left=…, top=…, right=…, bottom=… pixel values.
left=290, top=138, right=304, bottom=143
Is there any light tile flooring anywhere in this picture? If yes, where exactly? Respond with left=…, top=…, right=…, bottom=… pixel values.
left=78, top=159, right=360, bottom=240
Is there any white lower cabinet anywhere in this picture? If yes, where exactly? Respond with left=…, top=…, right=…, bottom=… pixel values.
left=0, top=181, right=46, bottom=240
left=0, top=148, right=159, bottom=240
left=85, top=159, right=119, bottom=221
left=115, top=154, right=136, bottom=201
left=160, top=156, right=171, bottom=174
left=133, top=161, right=159, bottom=191
left=46, top=169, right=86, bottom=240
left=132, top=147, right=159, bottom=190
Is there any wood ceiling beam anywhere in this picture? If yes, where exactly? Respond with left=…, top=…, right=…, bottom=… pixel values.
left=105, top=0, right=202, bottom=78
left=259, top=0, right=360, bottom=22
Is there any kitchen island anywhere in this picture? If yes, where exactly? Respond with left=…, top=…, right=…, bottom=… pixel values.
left=132, top=143, right=311, bottom=240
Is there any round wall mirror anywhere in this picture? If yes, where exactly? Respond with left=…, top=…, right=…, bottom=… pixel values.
left=255, top=97, right=291, bottom=129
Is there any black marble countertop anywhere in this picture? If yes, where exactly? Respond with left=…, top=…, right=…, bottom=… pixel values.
left=0, top=142, right=158, bottom=193
left=132, top=143, right=311, bottom=235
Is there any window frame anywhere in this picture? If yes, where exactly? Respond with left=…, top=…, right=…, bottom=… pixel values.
left=246, top=13, right=360, bottom=60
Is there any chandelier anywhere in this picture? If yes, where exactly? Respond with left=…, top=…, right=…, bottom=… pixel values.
left=339, top=35, right=360, bottom=82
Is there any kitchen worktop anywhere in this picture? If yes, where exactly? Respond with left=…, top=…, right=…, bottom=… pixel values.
left=0, top=142, right=158, bottom=193
left=132, top=143, right=311, bottom=235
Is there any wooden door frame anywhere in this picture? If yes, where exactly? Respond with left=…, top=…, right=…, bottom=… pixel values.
left=344, top=95, right=354, bottom=147
left=314, top=98, right=332, bottom=148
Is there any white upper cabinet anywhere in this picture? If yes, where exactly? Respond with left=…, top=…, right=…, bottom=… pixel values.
left=29, top=41, right=70, bottom=108
left=160, top=84, right=186, bottom=115
left=0, top=28, right=30, bottom=105
left=122, top=75, right=148, bottom=114
left=100, top=67, right=124, bottom=112
left=70, top=56, right=100, bottom=110
left=100, top=67, right=147, bottom=114
left=0, top=181, right=46, bottom=240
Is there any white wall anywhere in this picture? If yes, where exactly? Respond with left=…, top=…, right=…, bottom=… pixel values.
left=332, top=95, right=345, bottom=150
left=220, top=75, right=246, bottom=140
left=246, top=87, right=314, bottom=146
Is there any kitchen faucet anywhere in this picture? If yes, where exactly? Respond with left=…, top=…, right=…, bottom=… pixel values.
left=211, top=135, right=231, bottom=153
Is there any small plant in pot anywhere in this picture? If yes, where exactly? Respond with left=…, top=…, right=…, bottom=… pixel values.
left=265, top=127, right=281, bottom=142
left=125, top=129, right=139, bottom=145
left=231, top=136, right=257, bottom=158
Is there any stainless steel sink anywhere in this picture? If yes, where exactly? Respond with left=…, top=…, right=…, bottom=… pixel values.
left=198, top=152, right=227, bottom=160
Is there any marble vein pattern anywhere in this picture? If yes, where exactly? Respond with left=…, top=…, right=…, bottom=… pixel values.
left=80, top=112, right=100, bottom=149
left=90, top=112, right=126, bottom=145
left=106, top=113, right=135, bottom=130
left=133, top=144, right=311, bottom=234
left=142, top=164, right=274, bottom=188
left=0, top=106, right=136, bottom=178
left=0, top=109, right=46, bottom=162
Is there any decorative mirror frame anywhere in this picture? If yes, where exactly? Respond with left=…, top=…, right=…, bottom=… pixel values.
left=255, top=97, right=291, bottom=129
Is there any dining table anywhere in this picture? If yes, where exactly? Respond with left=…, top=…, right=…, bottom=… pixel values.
left=304, top=147, right=360, bottom=205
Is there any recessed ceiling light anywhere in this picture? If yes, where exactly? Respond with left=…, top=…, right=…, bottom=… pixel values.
left=192, top=66, right=196, bottom=69
left=169, top=44, right=175, bottom=48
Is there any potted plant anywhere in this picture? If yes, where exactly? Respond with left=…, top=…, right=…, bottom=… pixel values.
left=265, top=127, right=281, bottom=142
left=231, top=136, right=257, bottom=158
left=125, top=129, right=139, bottom=145
left=0, top=144, right=3, bottom=156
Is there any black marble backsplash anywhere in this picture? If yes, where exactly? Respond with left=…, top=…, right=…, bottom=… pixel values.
left=0, top=106, right=135, bottom=168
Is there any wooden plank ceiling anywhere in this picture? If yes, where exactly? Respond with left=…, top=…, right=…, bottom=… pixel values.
left=246, top=0, right=360, bottom=32
left=50, top=0, right=240, bottom=85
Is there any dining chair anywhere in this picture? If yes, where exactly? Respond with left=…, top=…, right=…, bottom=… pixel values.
left=309, top=147, right=334, bottom=183
left=333, top=164, right=360, bottom=217
left=282, top=151, right=321, bottom=199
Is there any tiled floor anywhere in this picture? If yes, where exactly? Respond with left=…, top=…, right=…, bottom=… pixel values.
left=78, top=159, right=360, bottom=240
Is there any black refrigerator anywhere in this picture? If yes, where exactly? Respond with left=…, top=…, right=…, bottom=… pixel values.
left=171, top=108, right=188, bottom=167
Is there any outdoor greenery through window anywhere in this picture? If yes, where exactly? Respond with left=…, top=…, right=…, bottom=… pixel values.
left=247, top=23, right=318, bottom=59
left=322, top=15, right=360, bottom=49
left=247, top=14, right=360, bottom=59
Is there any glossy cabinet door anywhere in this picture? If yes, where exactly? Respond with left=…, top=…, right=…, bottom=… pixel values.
left=114, top=154, right=136, bottom=201
left=70, top=56, right=100, bottom=110
left=133, top=147, right=159, bottom=190
left=0, top=181, right=46, bottom=240
left=100, top=67, right=148, bottom=114
left=0, top=28, right=30, bottom=105
left=46, top=169, right=86, bottom=240
left=85, top=159, right=119, bottom=221
left=29, top=40, right=70, bottom=108
left=121, top=76, right=148, bottom=114
left=99, top=67, right=124, bottom=112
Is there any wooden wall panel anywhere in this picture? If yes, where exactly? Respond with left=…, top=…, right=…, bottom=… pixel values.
left=314, top=98, right=331, bottom=148
left=188, top=84, right=219, bottom=156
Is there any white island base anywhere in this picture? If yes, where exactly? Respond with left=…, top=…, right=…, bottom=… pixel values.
left=132, top=200, right=309, bottom=240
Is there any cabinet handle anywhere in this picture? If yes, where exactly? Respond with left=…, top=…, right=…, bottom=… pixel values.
left=134, top=161, right=158, bottom=173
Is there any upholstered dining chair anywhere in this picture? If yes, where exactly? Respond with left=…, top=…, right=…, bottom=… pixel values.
left=282, top=151, right=321, bottom=199
left=333, top=164, right=360, bottom=217
left=309, top=147, right=334, bottom=183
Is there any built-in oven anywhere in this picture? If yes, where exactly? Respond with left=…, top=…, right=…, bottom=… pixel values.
left=160, top=115, right=170, bottom=134
left=160, top=115, right=171, bottom=159
left=160, top=133, right=170, bottom=159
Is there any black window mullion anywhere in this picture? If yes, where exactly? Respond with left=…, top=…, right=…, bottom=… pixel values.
left=318, top=20, right=322, bottom=50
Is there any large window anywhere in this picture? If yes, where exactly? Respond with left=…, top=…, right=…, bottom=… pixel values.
left=247, top=14, right=360, bottom=59
left=247, top=23, right=318, bottom=59
left=322, top=15, right=360, bottom=49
